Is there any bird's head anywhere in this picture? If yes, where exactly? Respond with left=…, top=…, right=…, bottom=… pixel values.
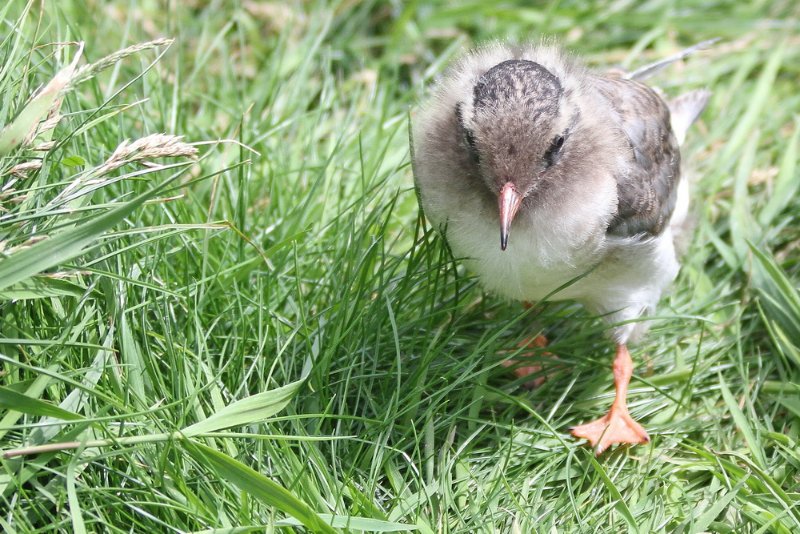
left=455, top=59, right=577, bottom=250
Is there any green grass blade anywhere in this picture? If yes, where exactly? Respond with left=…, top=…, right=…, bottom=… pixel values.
left=276, top=514, right=418, bottom=531
left=0, top=43, right=82, bottom=155
left=66, top=458, right=87, bottom=534
left=716, top=41, right=785, bottom=174
left=0, top=385, right=84, bottom=421
left=749, top=244, right=800, bottom=342
left=0, top=276, right=86, bottom=300
left=759, top=116, right=800, bottom=227
left=184, top=440, right=337, bottom=534
left=718, top=373, right=767, bottom=468
left=587, top=455, right=640, bottom=534
left=180, top=368, right=309, bottom=437
left=691, top=477, right=747, bottom=532
left=0, top=185, right=163, bottom=292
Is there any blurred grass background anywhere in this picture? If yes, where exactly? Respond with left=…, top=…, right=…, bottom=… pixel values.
left=0, top=0, right=798, bottom=532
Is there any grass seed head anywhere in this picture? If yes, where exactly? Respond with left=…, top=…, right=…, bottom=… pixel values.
left=99, top=133, right=198, bottom=174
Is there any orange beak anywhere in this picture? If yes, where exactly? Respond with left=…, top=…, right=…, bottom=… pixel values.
left=499, top=182, right=522, bottom=251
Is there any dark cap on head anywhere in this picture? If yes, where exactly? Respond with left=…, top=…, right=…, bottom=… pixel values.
left=463, top=60, right=568, bottom=250
left=473, top=60, right=562, bottom=113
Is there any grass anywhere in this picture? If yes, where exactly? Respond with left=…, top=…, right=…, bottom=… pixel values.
left=0, top=0, right=798, bottom=532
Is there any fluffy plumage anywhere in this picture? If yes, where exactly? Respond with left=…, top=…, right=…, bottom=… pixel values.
left=412, top=42, right=708, bottom=344
left=411, top=42, right=710, bottom=453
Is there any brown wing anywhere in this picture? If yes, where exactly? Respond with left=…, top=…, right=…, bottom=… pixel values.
left=594, top=76, right=681, bottom=238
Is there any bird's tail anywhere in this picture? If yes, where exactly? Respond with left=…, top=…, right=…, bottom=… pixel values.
left=668, top=89, right=711, bottom=250
left=668, top=89, right=712, bottom=145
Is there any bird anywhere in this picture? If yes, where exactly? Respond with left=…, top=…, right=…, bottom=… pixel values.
left=410, top=42, right=711, bottom=454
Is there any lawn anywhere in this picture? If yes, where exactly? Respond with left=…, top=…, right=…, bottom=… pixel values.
left=1, top=1, right=799, bottom=532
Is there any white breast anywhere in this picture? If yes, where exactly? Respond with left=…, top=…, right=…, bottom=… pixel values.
left=420, top=176, right=680, bottom=345
left=428, top=173, right=619, bottom=303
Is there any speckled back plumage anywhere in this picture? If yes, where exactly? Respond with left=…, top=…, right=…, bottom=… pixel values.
left=595, top=75, right=681, bottom=237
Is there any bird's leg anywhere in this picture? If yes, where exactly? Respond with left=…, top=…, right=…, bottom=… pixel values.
left=501, top=334, right=549, bottom=388
left=571, top=344, right=650, bottom=454
left=500, top=302, right=553, bottom=388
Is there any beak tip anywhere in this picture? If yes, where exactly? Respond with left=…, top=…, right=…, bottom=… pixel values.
left=499, top=183, right=521, bottom=253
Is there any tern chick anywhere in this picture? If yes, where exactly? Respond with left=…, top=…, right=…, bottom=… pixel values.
left=411, top=42, right=710, bottom=454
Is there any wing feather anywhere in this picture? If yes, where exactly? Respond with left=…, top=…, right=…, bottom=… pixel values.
left=594, top=76, right=681, bottom=237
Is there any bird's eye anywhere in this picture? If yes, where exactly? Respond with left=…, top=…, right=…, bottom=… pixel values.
left=464, top=130, right=480, bottom=164
left=455, top=103, right=480, bottom=163
left=544, top=134, right=565, bottom=168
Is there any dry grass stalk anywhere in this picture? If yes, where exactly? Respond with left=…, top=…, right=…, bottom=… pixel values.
left=33, top=141, right=56, bottom=152
left=54, top=134, right=197, bottom=204
left=10, top=161, right=43, bottom=176
left=98, top=133, right=198, bottom=175
left=0, top=43, right=83, bottom=156
left=24, top=113, right=63, bottom=147
left=67, top=38, right=174, bottom=90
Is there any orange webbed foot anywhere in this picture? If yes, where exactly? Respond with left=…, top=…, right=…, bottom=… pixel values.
left=571, top=407, right=650, bottom=455
left=501, top=334, right=551, bottom=388
left=572, top=344, right=650, bottom=454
